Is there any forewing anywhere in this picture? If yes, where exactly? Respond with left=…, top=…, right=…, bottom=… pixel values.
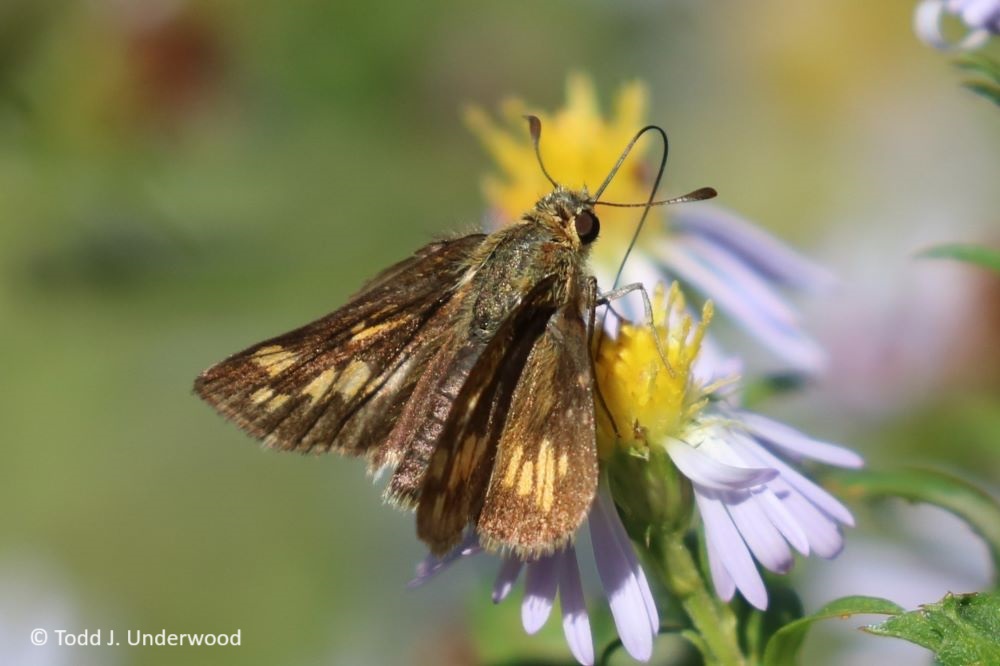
left=475, top=293, right=598, bottom=557
left=193, top=234, right=486, bottom=459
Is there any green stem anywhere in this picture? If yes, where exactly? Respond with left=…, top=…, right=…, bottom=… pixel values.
left=650, top=530, right=746, bottom=666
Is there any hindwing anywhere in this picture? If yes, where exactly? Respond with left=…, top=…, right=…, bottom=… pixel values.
left=476, top=288, right=598, bottom=556
left=410, top=275, right=597, bottom=556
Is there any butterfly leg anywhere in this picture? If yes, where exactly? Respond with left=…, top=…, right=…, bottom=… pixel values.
left=597, top=281, right=676, bottom=378
left=593, top=283, right=642, bottom=341
left=586, top=277, right=624, bottom=439
left=597, top=281, right=653, bottom=318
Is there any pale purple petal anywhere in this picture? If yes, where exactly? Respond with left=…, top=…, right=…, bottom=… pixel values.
left=522, top=556, right=558, bottom=634
left=776, top=488, right=846, bottom=558
left=915, top=0, right=992, bottom=49
left=492, top=557, right=523, bottom=603
left=738, top=411, right=864, bottom=468
left=916, top=0, right=951, bottom=47
left=601, top=490, right=659, bottom=635
left=726, top=449, right=845, bottom=558
left=734, top=437, right=855, bottom=527
left=589, top=493, right=655, bottom=662
left=558, top=547, right=595, bottom=666
left=633, top=564, right=659, bottom=636
left=960, top=0, right=1000, bottom=25
left=724, top=492, right=795, bottom=574
left=678, top=234, right=802, bottom=328
left=951, top=0, right=1000, bottom=30
left=666, top=438, right=777, bottom=490
left=679, top=408, right=861, bottom=607
left=705, top=536, right=736, bottom=601
left=963, top=0, right=1000, bottom=25
left=695, top=429, right=813, bottom=561
left=407, top=532, right=481, bottom=588
left=756, top=488, right=811, bottom=555
left=656, top=239, right=826, bottom=373
left=696, top=427, right=764, bottom=466
left=669, top=204, right=837, bottom=291
left=695, top=489, right=769, bottom=610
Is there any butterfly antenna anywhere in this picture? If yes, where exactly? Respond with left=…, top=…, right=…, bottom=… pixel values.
left=593, top=125, right=657, bottom=201
left=591, top=125, right=717, bottom=290
left=524, top=115, right=560, bottom=189
left=591, top=126, right=715, bottom=377
left=597, top=187, right=717, bottom=208
left=600, top=124, right=670, bottom=291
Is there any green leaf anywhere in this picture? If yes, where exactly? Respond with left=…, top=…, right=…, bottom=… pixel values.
left=954, top=53, right=1000, bottom=84
left=762, top=596, right=903, bottom=666
left=962, top=81, right=1000, bottom=106
left=917, top=244, right=1000, bottom=272
left=739, top=581, right=803, bottom=661
left=864, top=592, right=1000, bottom=666
left=954, top=54, right=1000, bottom=105
left=824, top=468, right=1000, bottom=580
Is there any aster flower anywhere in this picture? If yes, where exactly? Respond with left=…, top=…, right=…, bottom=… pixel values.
left=410, top=485, right=659, bottom=666
left=915, top=0, right=1000, bottom=50
left=596, top=284, right=864, bottom=611
left=467, top=73, right=835, bottom=374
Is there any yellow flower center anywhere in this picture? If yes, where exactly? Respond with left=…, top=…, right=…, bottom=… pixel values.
left=594, top=283, right=714, bottom=459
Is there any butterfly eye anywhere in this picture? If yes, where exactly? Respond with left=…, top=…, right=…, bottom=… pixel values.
left=574, top=211, right=600, bottom=244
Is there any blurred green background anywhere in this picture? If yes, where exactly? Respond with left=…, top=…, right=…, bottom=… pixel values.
left=1, top=1, right=997, bottom=665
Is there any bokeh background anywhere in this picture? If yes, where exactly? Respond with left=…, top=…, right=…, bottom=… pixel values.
left=1, top=1, right=997, bottom=665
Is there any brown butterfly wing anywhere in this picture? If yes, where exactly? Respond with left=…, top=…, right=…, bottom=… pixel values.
left=193, top=233, right=486, bottom=464
left=411, top=272, right=598, bottom=557
left=407, top=275, right=561, bottom=554
left=475, top=287, right=598, bottom=556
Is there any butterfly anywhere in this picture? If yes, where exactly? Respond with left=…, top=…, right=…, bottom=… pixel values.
left=194, top=117, right=715, bottom=557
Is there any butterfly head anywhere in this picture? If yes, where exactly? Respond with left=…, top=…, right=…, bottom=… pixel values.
left=531, top=187, right=601, bottom=247
left=521, top=116, right=714, bottom=258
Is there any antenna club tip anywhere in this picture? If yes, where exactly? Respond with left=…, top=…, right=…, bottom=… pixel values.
left=696, top=186, right=718, bottom=201
left=523, top=115, right=542, bottom=143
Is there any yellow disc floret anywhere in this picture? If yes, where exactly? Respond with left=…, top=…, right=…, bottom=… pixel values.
left=595, top=283, right=714, bottom=459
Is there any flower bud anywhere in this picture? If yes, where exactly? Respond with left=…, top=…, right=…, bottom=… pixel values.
left=606, top=445, right=694, bottom=539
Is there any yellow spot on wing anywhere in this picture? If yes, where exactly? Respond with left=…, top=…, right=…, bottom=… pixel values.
left=538, top=442, right=556, bottom=512
left=251, top=387, right=274, bottom=405
left=535, top=441, right=550, bottom=504
left=502, top=445, right=523, bottom=487
left=558, top=451, right=569, bottom=477
left=334, top=359, right=371, bottom=398
left=517, top=461, right=534, bottom=497
left=350, top=318, right=407, bottom=342
left=535, top=439, right=556, bottom=511
left=301, top=368, right=337, bottom=404
left=252, top=345, right=298, bottom=377
left=267, top=394, right=289, bottom=411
